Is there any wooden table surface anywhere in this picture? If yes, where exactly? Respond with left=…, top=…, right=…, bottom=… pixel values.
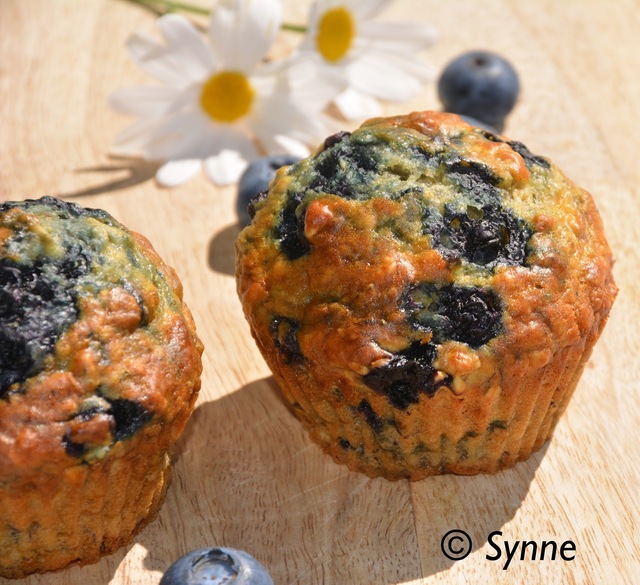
left=1, top=1, right=639, bottom=583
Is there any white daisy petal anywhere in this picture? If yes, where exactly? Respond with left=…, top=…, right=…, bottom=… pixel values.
left=111, top=117, right=162, bottom=155
left=111, top=0, right=346, bottom=186
left=109, top=86, right=180, bottom=118
left=127, top=35, right=214, bottom=89
left=251, top=87, right=328, bottom=153
left=202, top=126, right=259, bottom=182
left=125, top=32, right=163, bottom=60
left=380, top=49, right=436, bottom=81
left=126, top=16, right=214, bottom=88
left=296, top=0, right=437, bottom=120
left=344, top=0, right=392, bottom=20
left=251, top=111, right=295, bottom=153
left=304, top=0, right=342, bottom=31
left=347, top=51, right=432, bottom=101
left=126, top=33, right=191, bottom=87
left=209, top=0, right=282, bottom=72
left=216, top=127, right=259, bottom=159
left=333, top=87, right=383, bottom=120
left=204, top=150, right=250, bottom=185
left=280, top=53, right=347, bottom=111
left=272, top=135, right=311, bottom=158
left=145, top=111, right=215, bottom=161
left=156, top=14, right=214, bottom=75
left=357, top=21, right=438, bottom=52
left=156, top=159, right=202, bottom=187
left=162, top=82, right=203, bottom=116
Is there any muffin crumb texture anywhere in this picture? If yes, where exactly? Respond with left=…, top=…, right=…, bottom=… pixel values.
left=236, top=111, right=617, bottom=481
left=0, top=196, right=203, bottom=578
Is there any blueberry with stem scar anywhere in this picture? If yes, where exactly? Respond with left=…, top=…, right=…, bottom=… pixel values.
left=438, top=50, right=520, bottom=133
left=160, top=547, right=274, bottom=585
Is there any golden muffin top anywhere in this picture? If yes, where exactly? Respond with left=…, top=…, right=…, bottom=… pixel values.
left=0, top=197, right=203, bottom=477
left=236, top=111, right=616, bottom=409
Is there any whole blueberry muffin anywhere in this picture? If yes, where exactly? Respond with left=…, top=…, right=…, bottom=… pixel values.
left=236, top=111, right=617, bottom=481
left=0, top=196, right=203, bottom=578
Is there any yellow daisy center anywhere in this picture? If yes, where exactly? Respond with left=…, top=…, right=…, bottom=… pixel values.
left=316, top=7, right=355, bottom=63
left=200, top=71, right=255, bottom=123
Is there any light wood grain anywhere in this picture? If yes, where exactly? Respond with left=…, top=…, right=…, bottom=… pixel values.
left=1, top=1, right=638, bottom=584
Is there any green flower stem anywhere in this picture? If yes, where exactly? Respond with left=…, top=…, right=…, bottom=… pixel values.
left=124, top=0, right=307, bottom=32
left=128, top=0, right=210, bottom=16
left=281, top=22, right=307, bottom=33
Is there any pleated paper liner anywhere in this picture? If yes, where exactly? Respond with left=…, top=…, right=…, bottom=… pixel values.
left=272, top=321, right=604, bottom=481
left=0, top=447, right=171, bottom=579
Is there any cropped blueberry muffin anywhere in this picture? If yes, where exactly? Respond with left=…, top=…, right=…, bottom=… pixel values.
left=236, top=111, right=617, bottom=481
left=0, top=196, right=203, bottom=578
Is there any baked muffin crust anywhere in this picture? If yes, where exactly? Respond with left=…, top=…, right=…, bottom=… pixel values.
left=0, top=196, right=203, bottom=577
left=236, top=111, right=617, bottom=480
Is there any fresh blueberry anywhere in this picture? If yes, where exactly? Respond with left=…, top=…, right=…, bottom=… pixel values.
left=236, top=154, right=302, bottom=227
left=437, top=50, right=520, bottom=133
left=160, top=547, right=274, bottom=585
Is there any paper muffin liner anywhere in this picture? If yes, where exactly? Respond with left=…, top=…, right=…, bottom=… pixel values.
left=270, top=314, right=606, bottom=482
left=235, top=111, right=617, bottom=482
left=0, top=197, right=204, bottom=579
left=0, top=447, right=171, bottom=579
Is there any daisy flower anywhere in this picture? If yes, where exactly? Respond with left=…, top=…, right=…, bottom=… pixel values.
left=294, top=0, right=437, bottom=120
left=110, top=0, right=339, bottom=186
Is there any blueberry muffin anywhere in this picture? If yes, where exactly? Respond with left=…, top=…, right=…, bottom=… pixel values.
left=235, top=111, right=617, bottom=481
left=0, top=196, right=203, bottom=578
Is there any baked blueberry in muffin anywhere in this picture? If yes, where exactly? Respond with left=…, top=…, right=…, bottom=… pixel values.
left=0, top=196, right=203, bottom=578
left=235, top=111, right=617, bottom=481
